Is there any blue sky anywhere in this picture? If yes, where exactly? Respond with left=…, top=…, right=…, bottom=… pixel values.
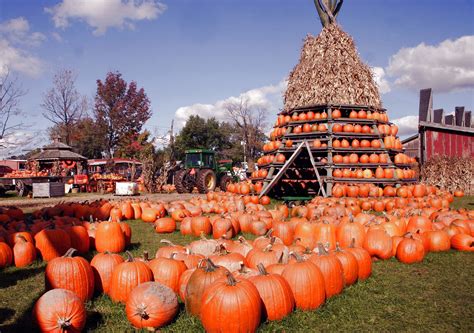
left=0, top=0, right=473, bottom=156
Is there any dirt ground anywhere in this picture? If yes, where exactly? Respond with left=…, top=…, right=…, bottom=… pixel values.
left=0, top=192, right=204, bottom=211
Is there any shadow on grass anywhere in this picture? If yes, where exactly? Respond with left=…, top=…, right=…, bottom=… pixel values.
left=0, top=299, right=36, bottom=332
left=0, top=308, right=15, bottom=325
left=127, top=242, right=142, bottom=251
left=0, top=265, right=44, bottom=289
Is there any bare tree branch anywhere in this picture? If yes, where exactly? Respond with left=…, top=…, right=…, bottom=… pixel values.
left=41, top=69, right=87, bottom=144
left=224, top=97, right=267, bottom=171
left=0, top=68, right=27, bottom=140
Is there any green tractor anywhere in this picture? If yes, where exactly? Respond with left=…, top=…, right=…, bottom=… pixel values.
left=174, top=149, right=236, bottom=194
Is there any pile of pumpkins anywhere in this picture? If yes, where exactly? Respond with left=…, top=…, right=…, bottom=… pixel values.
left=0, top=185, right=473, bottom=332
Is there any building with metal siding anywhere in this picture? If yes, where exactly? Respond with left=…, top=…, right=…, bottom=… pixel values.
left=401, top=89, right=473, bottom=164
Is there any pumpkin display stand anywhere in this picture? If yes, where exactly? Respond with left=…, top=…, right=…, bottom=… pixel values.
left=254, top=104, right=418, bottom=199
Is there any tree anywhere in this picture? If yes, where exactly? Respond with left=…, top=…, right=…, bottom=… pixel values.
left=41, top=69, right=87, bottom=145
left=0, top=69, right=26, bottom=142
left=94, top=71, right=151, bottom=158
left=49, top=118, right=105, bottom=159
left=224, top=97, right=267, bottom=170
left=313, top=0, right=343, bottom=27
left=174, top=115, right=235, bottom=160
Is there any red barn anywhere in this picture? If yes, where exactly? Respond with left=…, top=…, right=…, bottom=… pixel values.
left=402, top=89, right=473, bottom=164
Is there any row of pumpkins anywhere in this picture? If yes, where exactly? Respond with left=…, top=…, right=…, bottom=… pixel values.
left=1, top=188, right=473, bottom=332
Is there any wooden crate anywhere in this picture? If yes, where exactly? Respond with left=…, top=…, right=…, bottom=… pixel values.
left=33, top=182, right=65, bottom=198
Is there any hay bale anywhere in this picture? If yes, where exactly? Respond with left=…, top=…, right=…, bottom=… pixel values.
left=284, top=24, right=381, bottom=110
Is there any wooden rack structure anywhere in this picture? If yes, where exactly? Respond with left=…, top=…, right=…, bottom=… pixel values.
left=253, top=104, right=418, bottom=199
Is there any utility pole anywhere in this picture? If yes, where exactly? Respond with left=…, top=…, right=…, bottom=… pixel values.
left=169, top=119, right=175, bottom=163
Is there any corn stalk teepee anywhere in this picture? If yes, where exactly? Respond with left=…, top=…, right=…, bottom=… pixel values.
left=284, top=0, right=382, bottom=111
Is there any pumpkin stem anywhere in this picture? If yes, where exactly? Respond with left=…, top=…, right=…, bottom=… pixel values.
left=237, top=236, right=249, bottom=245
left=335, top=242, right=342, bottom=252
left=125, top=251, right=134, bottom=262
left=277, top=251, right=284, bottom=264
left=264, top=228, right=273, bottom=238
left=317, top=243, right=328, bottom=255
left=257, top=263, right=268, bottom=275
left=225, top=271, right=238, bottom=286
left=160, top=239, right=175, bottom=246
left=263, top=244, right=273, bottom=252
left=290, top=251, right=304, bottom=262
left=142, top=251, right=149, bottom=261
left=349, top=238, right=356, bottom=248
left=200, top=232, right=208, bottom=241
left=136, top=306, right=149, bottom=320
left=16, top=235, right=27, bottom=242
left=57, top=317, right=72, bottom=330
left=202, top=258, right=218, bottom=272
left=63, top=248, right=77, bottom=257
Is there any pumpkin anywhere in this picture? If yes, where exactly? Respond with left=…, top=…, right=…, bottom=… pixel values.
left=191, top=216, right=212, bottom=236
left=109, top=252, right=154, bottom=303
left=45, top=248, right=95, bottom=301
left=424, top=230, right=450, bottom=252
left=363, top=229, right=392, bottom=260
left=178, top=268, right=195, bottom=300
left=125, top=282, right=179, bottom=329
left=201, top=272, right=262, bottom=333
left=246, top=244, right=283, bottom=269
left=451, top=234, right=474, bottom=251
left=0, top=241, right=13, bottom=268
left=95, top=221, right=126, bottom=253
left=336, top=217, right=366, bottom=247
left=406, top=216, right=432, bottom=233
left=13, top=235, right=36, bottom=267
left=154, top=217, right=176, bottom=233
left=346, top=239, right=372, bottom=280
left=281, top=253, right=325, bottom=310
left=156, top=239, right=187, bottom=258
left=33, top=289, right=86, bottom=333
left=121, top=201, right=134, bottom=219
left=34, top=228, right=71, bottom=261
left=149, top=253, right=187, bottom=293
left=310, top=244, right=344, bottom=298
left=333, top=243, right=358, bottom=286
left=90, top=252, right=125, bottom=294
left=185, top=258, right=229, bottom=316
left=64, top=225, right=90, bottom=254
left=396, top=234, right=425, bottom=264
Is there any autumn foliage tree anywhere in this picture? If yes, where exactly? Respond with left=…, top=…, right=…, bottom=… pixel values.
left=94, top=72, right=151, bottom=158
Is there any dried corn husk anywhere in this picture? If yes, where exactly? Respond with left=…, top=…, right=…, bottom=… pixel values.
left=284, top=24, right=381, bottom=110
left=421, top=156, right=474, bottom=194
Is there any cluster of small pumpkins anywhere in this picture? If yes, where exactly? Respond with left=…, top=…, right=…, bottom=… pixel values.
left=332, top=166, right=416, bottom=179
left=0, top=200, right=133, bottom=268
left=256, top=152, right=286, bottom=167
left=3, top=170, right=49, bottom=178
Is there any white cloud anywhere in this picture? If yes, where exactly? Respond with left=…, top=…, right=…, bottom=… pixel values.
left=0, top=17, right=46, bottom=47
left=372, top=66, right=391, bottom=94
left=174, top=80, right=287, bottom=129
left=45, top=0, right=167, bottom=36
left=386, top=35, right=474, bottom=93
left=0, top=130, right=46, bottom=159
left=0, top=17, right=44, bottom=77
left=391, top=115, right=419, bottom=137
left=51, top=31, right=63, bottom=42
left=0, top=39, right=43, bottom=77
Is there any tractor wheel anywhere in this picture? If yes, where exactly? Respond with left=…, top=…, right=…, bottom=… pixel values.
left=219, top=174, right=232, bottom=192
left=197, top=169, right=217, bottom=194
left=175, top=170, right=194, bottom=193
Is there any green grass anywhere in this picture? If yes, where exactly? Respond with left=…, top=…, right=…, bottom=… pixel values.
left=1, top=198, right=473, bottom=332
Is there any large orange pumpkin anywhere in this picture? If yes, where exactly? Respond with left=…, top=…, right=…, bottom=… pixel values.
left=45, top=248, right=95, bottom=301
left=125, top=282, right=179, bottom=330
left=201, top=272, right=262, bottom=333
left=33, top=289, right=86, bottom=333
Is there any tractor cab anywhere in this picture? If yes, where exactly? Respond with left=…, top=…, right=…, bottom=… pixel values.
left=175, top=149, right=236, bottom=194
left=185, top=150, right=216, bottom=169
